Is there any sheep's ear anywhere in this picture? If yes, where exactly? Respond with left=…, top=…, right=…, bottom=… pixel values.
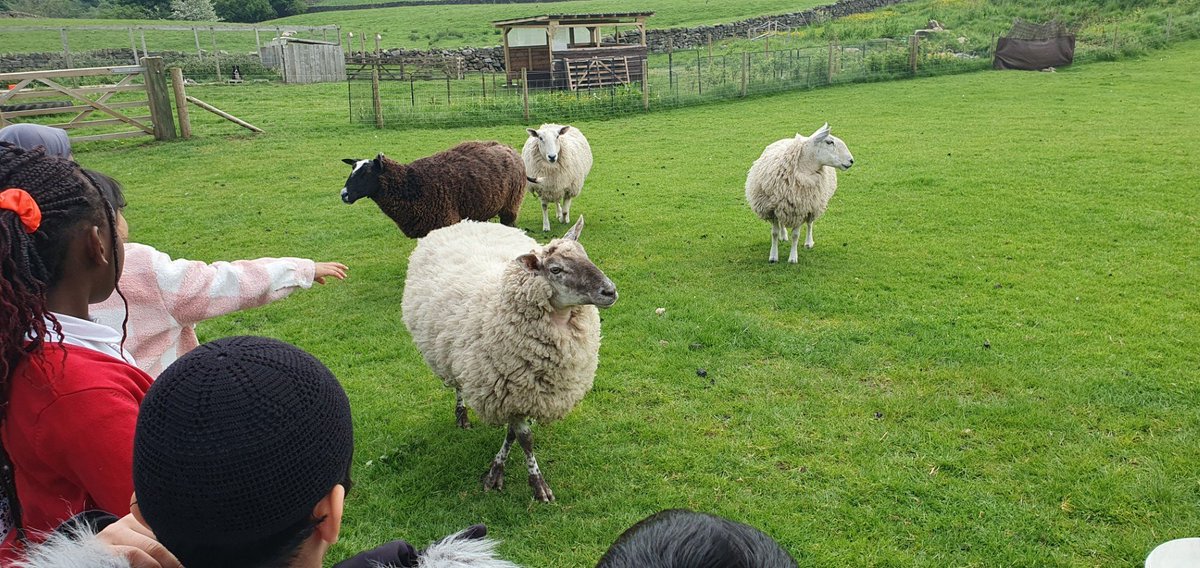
left=373, top=153, right=386, bottom=170
left=558, top=125, right=571, bottom=136
left=810, top=123, right=831, bottom=142
left=341, top=158, right=357, bottom=166
left=563, top=215, right=584, bottom=241
left=527, top=128, right=539, bottom=139
left=517, top=253, right=541, bottom=272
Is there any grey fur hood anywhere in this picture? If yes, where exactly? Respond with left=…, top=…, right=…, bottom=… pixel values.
left=14, top=526, right=523, bottom=568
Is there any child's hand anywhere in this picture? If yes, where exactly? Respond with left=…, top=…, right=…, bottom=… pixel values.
left=314, top=262, right=348, bottom=285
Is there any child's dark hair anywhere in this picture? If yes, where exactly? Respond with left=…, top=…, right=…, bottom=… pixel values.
left=0, top=142, right=121, bottom=542
left=596, top=509, right=799, bottom=568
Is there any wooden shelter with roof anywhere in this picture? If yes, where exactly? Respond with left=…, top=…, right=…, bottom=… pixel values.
left=492, top=12, right=653, bottom=90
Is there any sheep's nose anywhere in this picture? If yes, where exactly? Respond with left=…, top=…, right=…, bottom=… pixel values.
left=547, top=154, right=557, bottom=163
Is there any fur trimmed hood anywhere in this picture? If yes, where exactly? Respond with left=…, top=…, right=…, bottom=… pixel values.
left=14, top=526, right=522, bottom=568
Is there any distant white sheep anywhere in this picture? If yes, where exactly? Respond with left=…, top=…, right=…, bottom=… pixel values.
left=523, top=124, right=593, bottom=232
left=401, top=216, right=617, bottom=502
left=745, top=123, right=855, bottom=263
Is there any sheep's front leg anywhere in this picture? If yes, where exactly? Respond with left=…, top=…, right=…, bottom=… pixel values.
left=455, top=390, right=471, bottom=429
left=560, top=196, right=572, bottom=224
left=788, top=224, right=802, bottom=264
left=482, top=424, right=517, bottom=492
left=516, top=421, right=554, bottom=502
left=541, top=201, right=551, bottom=232
left=768, top=220, right=782, bottom=263
left=804, top=221, right=815, bottom=250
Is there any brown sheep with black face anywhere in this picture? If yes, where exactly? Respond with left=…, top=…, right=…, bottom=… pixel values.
left=340, top=141, right=527, bottom=238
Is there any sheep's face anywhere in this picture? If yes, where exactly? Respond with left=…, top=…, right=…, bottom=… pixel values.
left=804, top=123, right=855, bottom=170
left=340, top=155, right=383, bottom=204
left=517, top=216, right=618, bottom=310
left=527, top=125, right=571, bottom=165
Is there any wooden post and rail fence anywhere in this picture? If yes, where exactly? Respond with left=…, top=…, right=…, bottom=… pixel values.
left=0, top=57, right=262, bottom=144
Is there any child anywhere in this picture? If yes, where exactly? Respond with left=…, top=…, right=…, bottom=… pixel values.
left=0, top=143, right=151, bottom=561
left=596, top=509, right=799, bottom=568
left=17, top=337, right=518, bottom=568
left=0, top=123, right=348, bottom=377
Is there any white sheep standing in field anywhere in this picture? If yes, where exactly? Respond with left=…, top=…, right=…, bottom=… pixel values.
left=745, top=123, right=855, bottom=263
left=401, top=216, right=617, bottom=502
left=523, top=124, right=593, bottom=232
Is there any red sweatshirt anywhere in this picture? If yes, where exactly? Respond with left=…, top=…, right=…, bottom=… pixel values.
left=0, top=343, right=152, bottom=561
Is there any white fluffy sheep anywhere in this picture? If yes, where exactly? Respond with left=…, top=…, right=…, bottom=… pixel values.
left=402, top=216, right=617, bottom=502
left=522, top=124, right=593, bottom=232
left=745, top=123, right=855, bottom=263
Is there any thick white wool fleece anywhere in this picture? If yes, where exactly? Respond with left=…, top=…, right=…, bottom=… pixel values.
left=402, top=220, right=601, bottom=425
left=417, top=530, right=523, bottom=568
left=13, top=529, right=131, bottom=568
left=745, top=134, right=839, bottom=228
left=522, top=125, right=593, bottom=203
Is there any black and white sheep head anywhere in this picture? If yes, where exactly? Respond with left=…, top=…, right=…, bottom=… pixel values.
left=526, top=124, right=572, bottom=164
left=516, top=216, right=618, bottom=310
left=802, top=123, right=855, bottom=170
left=339, top=154, right=386, bottom=204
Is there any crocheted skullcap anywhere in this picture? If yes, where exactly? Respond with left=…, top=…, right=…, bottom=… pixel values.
left=133, top=336, right=353, bottom=548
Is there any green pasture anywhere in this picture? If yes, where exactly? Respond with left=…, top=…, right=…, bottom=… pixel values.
left=69, top=40, right=1200, bottom=566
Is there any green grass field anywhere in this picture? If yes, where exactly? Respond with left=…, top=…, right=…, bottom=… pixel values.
left=67, top=39, right=1200, bottom=566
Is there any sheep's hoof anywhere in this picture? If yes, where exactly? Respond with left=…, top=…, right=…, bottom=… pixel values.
left=529, top=474, right=555, bottom=502
left=768, top=258, right=778, bottom=264
left=482, top=464, right=505, bottom=492
left=455, top=408, right=472, bottom=430
left=804, top=243, right=815, bottom=250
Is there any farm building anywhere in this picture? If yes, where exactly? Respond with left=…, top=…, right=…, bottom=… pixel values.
left=259, top=37, right=346, bottom=84
left=492, top=12, right=653, bottom=90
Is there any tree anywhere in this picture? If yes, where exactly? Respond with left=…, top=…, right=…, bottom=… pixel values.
left=213, top=0, right=272, bottom=22
left=269, top=0, right=305, bottom=17
left=169, top=0, right=219, bottom=21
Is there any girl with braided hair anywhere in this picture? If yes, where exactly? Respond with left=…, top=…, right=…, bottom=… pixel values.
left=0, top=142, right=152, bottom=562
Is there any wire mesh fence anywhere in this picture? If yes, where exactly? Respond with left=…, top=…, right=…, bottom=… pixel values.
left=346, top=10, right=1200, bottom=130
left=347, top=37, right=992, bottom=129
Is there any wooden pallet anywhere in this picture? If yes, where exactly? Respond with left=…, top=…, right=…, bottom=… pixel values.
left=563, top=56, right=631, bottom=90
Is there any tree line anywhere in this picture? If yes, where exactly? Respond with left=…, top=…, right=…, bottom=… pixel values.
left=0, top=0, right=307, bottom=22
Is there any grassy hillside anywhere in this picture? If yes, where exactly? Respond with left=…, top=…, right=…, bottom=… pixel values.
left=3, top=0, right=1196, bottom=55
left=65, top=40, right=1200, bottom=566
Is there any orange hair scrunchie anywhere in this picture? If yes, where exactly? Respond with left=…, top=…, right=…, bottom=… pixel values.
left=0, top=188, right=42, bottom=234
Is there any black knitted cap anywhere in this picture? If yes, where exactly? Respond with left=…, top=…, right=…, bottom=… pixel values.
left=133, top=336, right=354, bottom=548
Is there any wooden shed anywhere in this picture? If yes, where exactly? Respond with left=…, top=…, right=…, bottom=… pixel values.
left=492, top=12, right=653, bottom=90
left=259, top=37, right=346, bottom=84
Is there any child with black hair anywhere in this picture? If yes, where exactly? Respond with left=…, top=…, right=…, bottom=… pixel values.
left=0, top=142, right=151, bottom=562
left=597, top=509, right=799, bottom=568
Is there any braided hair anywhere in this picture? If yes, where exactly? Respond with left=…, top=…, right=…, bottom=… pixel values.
left=0, top=141, right=121, bottom=543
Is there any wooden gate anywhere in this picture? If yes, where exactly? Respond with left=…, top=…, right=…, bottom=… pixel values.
left=563, top=56, right=632, bottom=90
left=0, top=57, right=175, bottom=143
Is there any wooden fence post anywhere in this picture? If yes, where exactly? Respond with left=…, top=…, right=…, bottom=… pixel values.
left=642, top=58, right=649, bottom=110
left=211, top=28, right=221, bottom=82
left=170, top=67, right=191, bottom=139
left=827, top=41, right=835, bottom=81
left=129, top=28, right=139, bottom=64
left=193, top=28, right=202, bottom=56
left=60, top=28, right=74, bottom=69
left=521, top=68, right=530, bottom=122
left=142, top=57, right=177, bottom=141
left=908, top=35, right=919, bottom=74
left=740, top=52, right=749, bottom=96
left=371, top=64, right=383, bottom=128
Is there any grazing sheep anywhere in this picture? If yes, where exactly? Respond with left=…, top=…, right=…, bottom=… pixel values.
left=340, top=141, right=526, bottom=238
left=402, top=216, right=617, bottom=502
left=745, top=123, right=855, bottom=263
left=522, top=124, right=593, bottom=232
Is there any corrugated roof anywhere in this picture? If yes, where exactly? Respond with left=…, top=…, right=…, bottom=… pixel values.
left=492, top=12, right=654, bottom=27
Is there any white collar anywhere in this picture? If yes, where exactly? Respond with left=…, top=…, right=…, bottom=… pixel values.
left=45, top=313, right=137, bottom=365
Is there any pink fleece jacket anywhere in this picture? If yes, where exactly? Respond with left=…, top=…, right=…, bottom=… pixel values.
left=92, top=243, right=316, bottom=377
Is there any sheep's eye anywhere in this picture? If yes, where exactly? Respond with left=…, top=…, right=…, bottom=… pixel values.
left=549, top=266, right=563, bottom=274
left=825, top=140, right=834, bottom=145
